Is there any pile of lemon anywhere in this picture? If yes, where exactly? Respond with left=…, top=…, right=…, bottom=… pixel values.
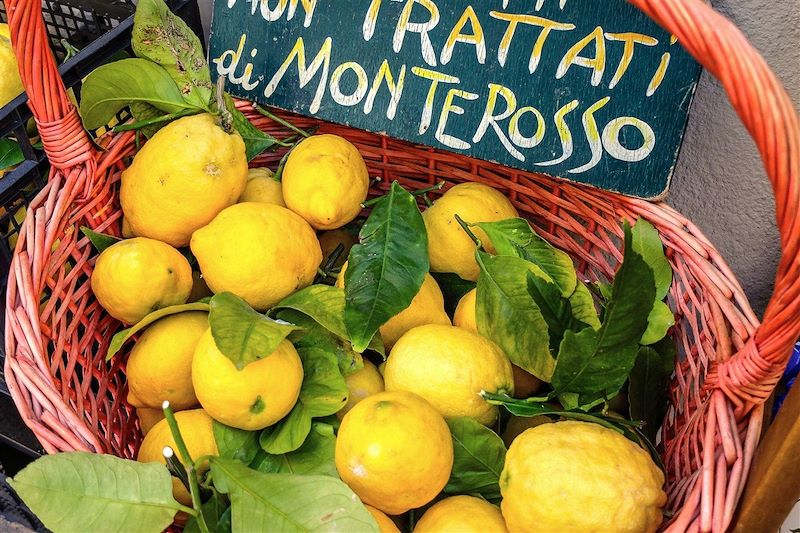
left=94, top=113, right=665, bottom=533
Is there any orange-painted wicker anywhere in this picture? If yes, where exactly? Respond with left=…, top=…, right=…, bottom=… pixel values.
left=4, top=0, right=799, bottom=531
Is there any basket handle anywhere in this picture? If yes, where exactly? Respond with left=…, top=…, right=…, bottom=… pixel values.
left=627, top=0, right=800, bottom=399
left=6, top=0, right=95, bottom=169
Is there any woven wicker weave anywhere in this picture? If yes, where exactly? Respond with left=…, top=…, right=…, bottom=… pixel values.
left=4, top=0, right=799, bottom=531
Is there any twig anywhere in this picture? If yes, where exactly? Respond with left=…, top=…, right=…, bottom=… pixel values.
left=254, top=105, right=312, bottom=138
left=113, top=108, right=197, bottom=133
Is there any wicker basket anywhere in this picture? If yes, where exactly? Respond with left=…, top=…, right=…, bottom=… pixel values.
left=4, top=0, right=799, bottom=531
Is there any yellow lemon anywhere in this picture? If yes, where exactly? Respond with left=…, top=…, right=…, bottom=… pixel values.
left=192, top=330, right=303, bottom=430
left=318, top=229, right=358, bottom=269
left=385, top=324, right=513, bottom=425
left=121, top=113, right=248, bottom=247
left=191, top=202, right=322, bottom=311
left=453, top=288, right=478, bottom=333
left=126, top=311, right=207, bottom=410
left=137, top=409, right=218, bottom=505
left=282, top=134, right=369, bottom=230
left=239, top=168, right=285, bottom=207
left=91, top=237, right=192, bottom=324
left=337, top=263, right=451, bottom=350
left=365, top=505, right=400, bottom=533
left=337, top=360, right=385, bottom=419
left=501, top=415, right=552, bottom=447
left=501, top=421, right=666, bottom=533
left=453, top=288, right=542, bottom=398
left=121, top=216, right=135, bottom=238
left=423, top=183, right=518, bottom=281
left=335, top=391, right=453, bottom=515
left=136, top=408, right=166, bottom=435
left=414, top=496, right=508, bottom=532
left=0, top=24, right=23, bottom=107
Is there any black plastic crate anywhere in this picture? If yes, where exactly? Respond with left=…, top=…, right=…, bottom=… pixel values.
left=0, top=0, right=204, bottom=458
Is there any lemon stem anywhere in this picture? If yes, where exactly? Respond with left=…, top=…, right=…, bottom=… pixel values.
left=255, top=105, right=312, bottom=138
left=454, top=214, right=482, bottom=247
left=215, top=77, right=234, bottom=134
left=113, top=108, right=197, bottom=133
left=362, top=181, right=444, bottom=208
left=163, top=401, right=210, bottom=533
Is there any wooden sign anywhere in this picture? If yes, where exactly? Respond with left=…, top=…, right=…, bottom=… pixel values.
left=209, top=0, right=701, bottom=199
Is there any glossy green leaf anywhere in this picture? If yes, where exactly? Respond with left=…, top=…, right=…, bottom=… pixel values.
left=129, top=102, right=169, bottom=138
left=445, top=417, right=506, bottom=500
left=477, top=218, right=577, bottom=297
left=275, top=285, right=385, bottom=357
left=475, top=252, right=554, bottom=381
left=80, top=59, right=198, bottom=129
left=631, top=219, right=672, bottom=301
left=629, top=339, right=675, bottom=442
left=260, top=346, right=348, bottom=454
left=209, top=292, right=300, bottom=370
left=8, top=452, right=181, bottom=533
left=640, top=300, right=675, bottom=345
left=213, top=421, right=260, bottom=464
left=132, top=0, right=212, bottom=110
left=525, top=270, right=579, bottom=351
left=568, top=281, right=601, bottom=330
left=106, top=302, right=210, bottom=360
left=344, top=181, right=428, bottom=352
left=209, top=458, right=378, bottom=532
left=81, top=226, right=121, bottom=253
left=252, top=423, right=337, bottom=477
left=0, top=138, right=24, bottom=170
left=185, top=492, right=231, bottom=533
left=225, top=94, right=281, bottom=161
left=551, top=226, right=656, bottom=405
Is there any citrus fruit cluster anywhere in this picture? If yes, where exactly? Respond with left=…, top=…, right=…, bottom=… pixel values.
left=91, top=113, right=666, bottom=532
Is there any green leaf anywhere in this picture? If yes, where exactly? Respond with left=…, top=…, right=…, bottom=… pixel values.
left=81, top=226, right=121, bottom=253
left=344, top=181, right=428, bottom=352
left=445, top=418, right=506, bottom=500
left=260, top=346, right=348, bottom=454
left=209, top=292, right=301, bottom=370
left=640, top=300, right=675, bottom=345
left=629, top=339, right=675, bottom=442
left=551, top=225, right=656, bottom=405
left=8, top=452, right=181, bottom=533
left=209, top=458, right=378, bottom=532
left=0, top=138, right=24, bottom=170
left=213, top=421, right=260, bottom=464
left=477, top=218, right=577, bottom=297
left=475, top=252, right=554, bottom=381
left=130, top=102, right=169, bottom=138
left=276, top=309, right=364, bottom=375
left=225, top=94, right=282, bottom=161
left=568, top=282, right=601, bottom=330
left=106, top=302, right=210, bottom=360
left=132, top=0, right=212, bottom=110
left=631, top=219, right=672, bottom=301
left=252, top=423, right=338, bottom=477
left=185, top=492, right=231, bottom=533
left=431, top=272, right=476, bottom=316
left=80, top=58, right=200, bottom=129
left=525, top=270, right=579, bottom=351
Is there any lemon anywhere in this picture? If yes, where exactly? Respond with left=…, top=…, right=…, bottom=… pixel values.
left=337, top=263, right=451, bottom=350
left=453, top=288, right=478, bottom=333
left=385, top=324, right=513, bottom=424
left=501, top=421, right=666, bottom=533
left=453, top=288, right=542, bottom=398
left=191, top=202, right=322, bottom=311
left=120, top=114, right=248, bottom=247
left=423, top=183, right=518, bottom=281
left=137, top=409, right=218, bottom=505
left=121, top=216, right=135, bottom=238
left=337, top=360, right=385, bottom=420
left=239, top=168, right=285, bottom=207
left=137, top=408, right=165, bottom=435
left=414, top=496, right=508, bottom=532
left=91, top=237, right=192, bottom=324
left=126, top=311, right=207, bottom=410
left=365, top=505, right=400, bottom=533
left=282, top=134, right=369, bottom=230
left=319, top=229, right=358, bottom=269
left=335, top=391, right=453, bottom=515
left=501, top=415, right=552, bottom=447
left=0, top=24, right=23, bottom=107
left=192, top=330, right=303, bottom=430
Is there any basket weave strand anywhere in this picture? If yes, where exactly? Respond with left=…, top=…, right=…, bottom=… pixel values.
left=4, top=0, right=800, bottom=531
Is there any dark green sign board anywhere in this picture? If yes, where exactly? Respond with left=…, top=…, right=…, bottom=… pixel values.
left=209, top=0, right=701, bottom=199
